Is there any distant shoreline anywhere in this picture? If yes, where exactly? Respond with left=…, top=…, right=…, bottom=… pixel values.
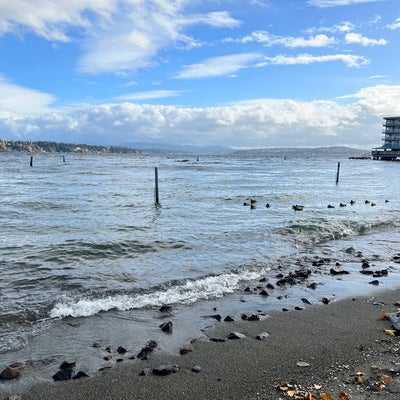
left=0, top=140, right=140, bottom=154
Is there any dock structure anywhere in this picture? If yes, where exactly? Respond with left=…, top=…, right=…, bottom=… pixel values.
left=372, top=116, right=400, bottom=160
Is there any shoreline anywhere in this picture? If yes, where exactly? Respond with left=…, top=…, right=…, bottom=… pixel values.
left=5, top=286, right=400, bottom=400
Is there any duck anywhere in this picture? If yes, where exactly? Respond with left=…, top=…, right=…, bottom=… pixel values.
left=327, top=204, right=335, bottom=209
left=350, top=200, right=356, bottom=205
left=292, top=205, right=304, bottom=211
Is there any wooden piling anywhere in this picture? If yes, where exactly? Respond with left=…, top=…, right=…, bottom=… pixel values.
left=63, top=155, right=66, bottom=163
left=154, top=165, right=159, bottom=204
left=30, top=156, right=33, bottom=167
left=336, top=162, right=340, bottom=184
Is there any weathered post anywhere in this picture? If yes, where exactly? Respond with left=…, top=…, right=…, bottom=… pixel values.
left=30, top=156, right=33, bottom=167
left=154, top=165, right=159, bottom=204
left=336, top=162, right=340, bottom=184
left=63, top=155, right=66, bottom=163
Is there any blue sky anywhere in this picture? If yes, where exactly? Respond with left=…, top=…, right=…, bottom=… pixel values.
left=0, top=0, right=400, bottom=149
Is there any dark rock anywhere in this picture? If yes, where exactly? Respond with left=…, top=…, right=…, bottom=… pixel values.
left=361, top=261, right=370, bottom=269
left=159, top=321, right=173, bottom=333
left=373, top=269, right=388, bottom=278
left=228, top=332, right=246, bottom=340
left=294, top=306, right=304, bottom=311
left=0, top=362, right=26, bottom=380
left=53, top=368, right=73, bottom=381
left=117, top=346, right=127, bottom=354
left=307, top=282, right=317, bottom=290
left=179, top=345, right=194, bottom=355
left=152, top=364, right=179, bottom=376
left=241, top=313, right=248, bottom=320
left=73, top=371, right=89, bottom=379
left=105, top=346, right=112, bottom=353
left=266, top=283, right=275, bottom=290
left=369, top=280, right=379, bottom=285
left=259, top=277, right=267, bottom=282
left=282, top=308, right=289, bottom=312
left=345, top=247, right=355, bottom=254
left=256, top=332, right=269, bottom=341
left=330, top=267, right=349, bottom=275
left=59, top=361, right=76, bottom=370
left=224, top=315, right=235, bottom=322
left=360, top=270, right=374, bottom=275
left=209, top=337, right=225, bottom=342
left=137, top=340, right=158, bottom=360
left=244, top=286, right=252, bottom=292
left=247, top=313, right=266, bottom=321
left=103, top=355, right=112, bottom=361
left=192, top=365, right=201, bottom=373
left=207, top=314, right=222, bottom=321
left=92, top=341, right=102, bottom=348
left=159, top=304, right=172, bottom=312
left=322, top=297, right=331, bottom=305
left=116, top=358, right=124, bottom=362
left=259, top=289, right=269, bottom=296
left=301, top=298, right=311, bottom=305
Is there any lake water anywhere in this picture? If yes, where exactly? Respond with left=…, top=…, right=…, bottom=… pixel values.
left=1, top=151, right=400, bottom=393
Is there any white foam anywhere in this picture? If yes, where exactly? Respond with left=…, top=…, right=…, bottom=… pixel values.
left=50, top=267, right=270, bottom=318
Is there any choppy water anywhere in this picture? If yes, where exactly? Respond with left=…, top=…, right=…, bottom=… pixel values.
left=1, top=150, right=400, bottom=391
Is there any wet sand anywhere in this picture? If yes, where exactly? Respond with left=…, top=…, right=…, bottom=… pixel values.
left=13, top=286, right=400, bottom=400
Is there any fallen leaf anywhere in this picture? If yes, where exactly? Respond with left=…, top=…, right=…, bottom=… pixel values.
left=313, top=384, right=322, bottom=390
left=287, top=389, right=296, bottom=397
left=381, top=374, right=392, bottom=385
left=279, top=385, right=289, bottom=391
left=384, top=329, right=397, bottom=336
left=338, top=391, right=350, bottom=400
left=319, top=393, right=333, bottom=400
left=381, top=313, right=389, bottom=320
left=296, top=361, right=310, bottom=367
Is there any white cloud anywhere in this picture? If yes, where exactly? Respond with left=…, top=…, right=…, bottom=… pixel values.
left=175, top=53, right=263, bottom=79
left=307, top=0, right=383, bottom=7
left=387, top=17, right=400, bottom=30
left=0, top=75, right=55, bottom=118
left=117, top=90, right=185, bottom=101
left=0, top=0, right=117, bottom=42
left=258, top=53, right=369, bottom=68
left=229, top=31, right=337, bottom=47
left=345, top=32, right=388, bottom=46
left=1, top=84, right=400, bottom=149
left=182, top=11, right=241, bottom=28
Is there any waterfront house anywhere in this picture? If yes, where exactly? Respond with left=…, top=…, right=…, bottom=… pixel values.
left=372, top=116, right=400, bottom=160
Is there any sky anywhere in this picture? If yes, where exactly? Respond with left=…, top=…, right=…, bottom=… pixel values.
left=0, top=0, right=400, bottom=149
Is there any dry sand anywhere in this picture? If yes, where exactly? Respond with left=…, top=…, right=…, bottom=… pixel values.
left=10, top=287, right=400, bottom=400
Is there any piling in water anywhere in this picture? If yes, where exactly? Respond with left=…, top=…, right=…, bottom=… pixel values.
left=30, top=156, right=33, bottom=167
left=336, top=162, right=340, bottom=184
left=155, top=166, right=159, bottom=204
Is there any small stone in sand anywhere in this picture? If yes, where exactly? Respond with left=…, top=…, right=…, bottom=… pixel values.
left=228, top=332, right=246, bottom=340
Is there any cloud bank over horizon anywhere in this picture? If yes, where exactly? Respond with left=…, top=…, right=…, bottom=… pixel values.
left=0, top=0, right=400, bottom=149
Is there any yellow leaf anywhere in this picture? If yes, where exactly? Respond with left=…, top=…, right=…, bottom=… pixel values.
left=384, top=329, right=397, bottom=336
left=287, top=389, right=296, bottom=397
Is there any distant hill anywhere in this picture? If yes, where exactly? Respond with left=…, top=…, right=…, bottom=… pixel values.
left=122, top=141, right=232, bottom=154
left=232, top=146, right=369, bottom=158
left=0, top=140, right=140, bottom=154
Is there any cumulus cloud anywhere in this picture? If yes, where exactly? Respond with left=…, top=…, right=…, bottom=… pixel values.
left=345, top=32, right=388, bottom=46
left=1, top=84, right=400, bottom=149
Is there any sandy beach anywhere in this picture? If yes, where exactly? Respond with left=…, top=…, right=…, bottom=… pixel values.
left=5, top=286, right=399, bottom=400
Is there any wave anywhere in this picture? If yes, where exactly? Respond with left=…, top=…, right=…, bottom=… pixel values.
left=49, top=266, right=271, bottom=319
left=278, top=217, right=398, bottom=245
